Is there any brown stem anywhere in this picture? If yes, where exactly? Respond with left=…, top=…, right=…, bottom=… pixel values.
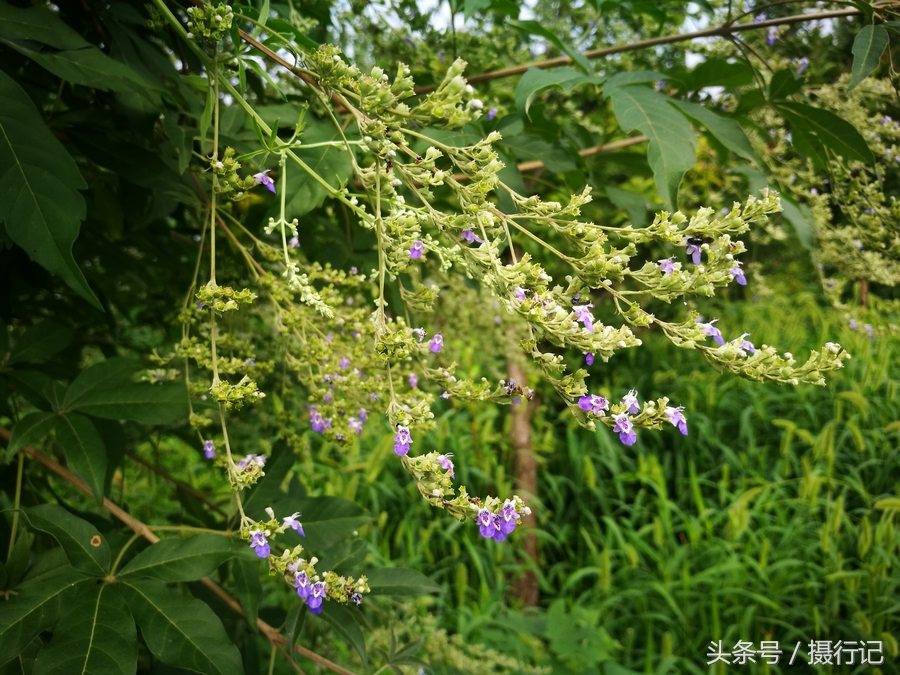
left=0, top=426, right=359, bottom=675
left=859, top=278, right=868, bottom=308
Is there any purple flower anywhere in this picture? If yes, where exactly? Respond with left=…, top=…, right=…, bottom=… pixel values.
left=578, top=394, right=609, bottom=415
left=699, top=318, right=726, bottom=345
left=655, top=80, right=666, bottom=91
left=573, top=304, right=595, bottom=333
left=853, top=239, right=863, bottom=251
left=584, top=352, right=594, bottom=366
left=686, top=241, right=703, bottom=265
left=865, top=324, right=875, bottom=341
left=288, top=237, right=300, bottom=248
left=767, top=26, right=777, bottom=44
left=394, top=425, right=412, bottom=456
left=486, top=106, right=497, bottom=120
left=351, top=592, right=362, bottom=607
left=409, top=240, right=425, bottom=259
left=730, top=263, right=747, bottom=286
left=412, top=327, right=426, bottom=342
left=477, top=508, right=494, bottom=538
left=404, top=36, right=415, bottom=47
left=441, top=391, right=450, bottom=399
left=253, top=170, right=276, bottom=193
left=348, top=417, right=363, bottom=435
left=244, top=358, right=256, bottom=367
left=438, top=453, right=454, bottom=477
left=753, top=15, right=764, bottom=22
left=295, top=570, right=311, bottom=599
left=491, top=514, right=507, bottom=542
left=311, top=410, right=326, bottom=433
left=461, top=229, right=483, bottom=244
left=881, top=116, right=892, bottom=125
left=358, top=408, right=368, bottom=423
left=339, top=356, right=350, bottom=368
left=437, top=50, right=444, bottom=63
left=498, top=499, right=519, bottom=537
left=429, top=334, right=443, bottom=353
left=203, top=440, right=216, bottom=459
left=283, top=512, right=305, bottom=536
left=613, top=413, right=637, bottom=446
left=794, top=57, right=808, bottom=73
left=849, top=318, right=857, bottom=331
left=307, top=581, right=326, bottom=614
left=664, top=406, right=688, bottom=436
left=409, top=373, right=418, bottom=388
left=658, top=257, right=675, bottom=275
left=739, top=333, right=756, bottom=354
left=621, top=389, right=640, bottom=415
left=513, top=287, right=526, bottom=301
left=249, top=529, right=270, bottom=558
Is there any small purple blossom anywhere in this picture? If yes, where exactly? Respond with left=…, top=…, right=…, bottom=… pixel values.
left=394, top=425, right=412, bottom=456
left=513, top=287, right=526, bottom=301
left=585, top=352, right=594, bottom=366
left=244, top=358, right=256, bottom=368
left=437, top=453, right=454, bottom=477
left=306, top=581, right=326, bottom=614
left=282, top=512, right=305, bottom=537
left=288, top=237, right=299, bottom=248
left=351, top=592, right=362, bottom=607
left=730, top=263, right=747, bottom=286
left=253, top=170, right=276, bottom=193
left=658, top=257, right=676, bottom=275
left=409, top=373, right=418, bottom=388
left=358, top=408, right=368, bottom=423
left=441, top=391, right=450, bottom=399
left=849, top=318, right=858, bottom=331
left=477, top=507, right=494, bottom=538
left=249, top=529, right=270, bottom=558
left=348, top=417, right=363, bottom=435
left=621, top=389, right=640, bottom=415
left=486, top=106, right=497, bottom=120
left=578, top=394, right=609, bottom=416
left=865, top=324, right=875, bottom=341
left=853, top=239, right=863, bottom=251
left=699, top=318, right=726, bottom=345
left=613, top=413, right=637, bottom=446
left=429, top=334, right=443, bottom=353
left=409, top=240, right=425, bottom=259
left=311, top=410, right=326, bottom=433
left=655, top=80, right=666, bottom=91
left=881, top=116, right=892, bottom=125
left=664, top=406, right=688, bottom=436
left=203, top=440, right=216, bottom=459
left=498, top=499, right=519, bottom=537
left=739, top=333, right=756, bottom=354
left=295, top=570, right=311, bottom=599
left=461, top=229, right=483, bottom=244
left=339, top=356, right=351, bottom=369
left=404, top=36, right=415, bottom=47
left=767, top=26, right=777, bottom=44
left=573, top=304, right=595, bottom=333
left=794, top=57, right=808, bottom=73
left=686, top=241, right=702, bottom=265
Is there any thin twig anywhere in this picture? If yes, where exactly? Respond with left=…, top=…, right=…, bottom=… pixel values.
left=125, top=451, right=227, bottom=516
left=0, top=427, right=359, bottom=675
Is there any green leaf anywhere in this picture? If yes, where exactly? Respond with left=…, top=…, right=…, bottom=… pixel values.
left=316, top=539, right=367, bottom=575
left=514, top=67, right=599, bottom=117
left=280, top=123, right=354, bottom=220
left=364, top=568, right=441, bottom=595
left=199, top=81, right=214, bottom=148
left=5, top=412, right=58, bottom=461
left=0, top=1, right=91, bottom=50
left=777, top=101, right=874, bottom=166
left=317, top=603, right=367, bottom=669
left=507, top=20, right=593, bottom=74
left=5, top=529, right=30, bottom=588
left=121, top=579, right=244, bottom=675
left=56, top=413, right=107, bottom=505
left=848, top=25, right=889, bottom=91
left=232, top=557, right=261, bottom=629
left=874, top=497, right=900, bottom=511
left=605, top=84, right=696, bottom=210
left=0, top=566, right=91, bottom=669
left=0, top=316, right=8, bottom=359
left=682, top=57, right=754, bottom=90
left=668, top=99, right=757, bottom=163
left=605, top=187, right=649, bottom=226
left=118, top=535, right=250, bottom=582
left=0, top=71, right=99, bottom=309
left=26, top=504, right=110, bottom=576
left=768, top=69, right=804, bottom=101
left=2, top=41, right=146, bottom=95
left=32, top=584, right=136, bottom=675
left=605, top=70, right=667, bottom=88
left=779, top=195, right=816, bottom=250
left=7, top=320, right=73, bottom=365
left=61, top=358, right=140, bottom=411
left=272, top=496, right=371, bottom=551
left=66, top=382, right=188, bottom=424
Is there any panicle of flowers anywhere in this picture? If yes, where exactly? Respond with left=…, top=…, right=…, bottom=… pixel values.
left=209, top=147, right=259, bottom=201
left=185, top=2, right=233, bottom=42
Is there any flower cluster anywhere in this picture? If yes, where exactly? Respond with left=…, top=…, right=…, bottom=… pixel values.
left=476, top=498, right=531, bottom=542
left=185, top=2, right=233, bottom=43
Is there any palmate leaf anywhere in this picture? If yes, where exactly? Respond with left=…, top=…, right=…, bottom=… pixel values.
left=32, top=583, right=136, bottom=675
left=0, top=566, right=92, bottom=668
left=55, top=413, right=108, bottom=504
left=605, top=83, right=697, bottom=210
left=118, top=534, right=253, bottom=582
left=61, top=358, right=141, bottom=410
left=65, top=382, right=189, bottom=424
left=120, top=579, right=244, bottom=675
left=848, top=24, right=889, bottom=91
left=0, top=71, right=99, bottom=308
left=26, top=504, right=110, bottom=576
